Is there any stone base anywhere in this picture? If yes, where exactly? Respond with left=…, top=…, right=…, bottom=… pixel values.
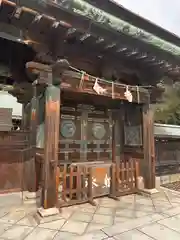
left=37, top=207, right=59, bottom=218
left=138, top=188, right=159, bottom=197
left=23, top=191, right=41, bottom=207
left=137, top=176, right=159, bottom=196
left=24, top=191, right=40, bottom=200
left=142, top=188, right=159, bottom=195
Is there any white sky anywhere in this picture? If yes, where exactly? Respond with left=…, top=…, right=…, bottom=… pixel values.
left=114, top=0, right=180, bottom=37
left=0, top=91, right=22, bottom=117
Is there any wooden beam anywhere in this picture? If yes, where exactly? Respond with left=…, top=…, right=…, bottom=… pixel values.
left=142, top=104, right=155, bottom=189
left=61, top=70, right=149, bottom=104
left=26, top=62, right=51, bottom=73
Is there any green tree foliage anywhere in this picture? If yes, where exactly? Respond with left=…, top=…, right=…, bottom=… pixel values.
left=154, top=83, right=180, bottom=125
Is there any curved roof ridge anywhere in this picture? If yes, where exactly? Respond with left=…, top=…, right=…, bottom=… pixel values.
left=87, top=0, right=180, bottom=47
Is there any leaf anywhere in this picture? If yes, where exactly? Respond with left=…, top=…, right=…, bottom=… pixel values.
left=154, top=82, right=180, bottom=125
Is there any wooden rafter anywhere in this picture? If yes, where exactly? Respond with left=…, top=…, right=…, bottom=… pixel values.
left=0, top=0, right=179, bottom=81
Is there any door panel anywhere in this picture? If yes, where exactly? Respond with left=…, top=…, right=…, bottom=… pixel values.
left=59, top=105, right=82, bottom=162
left=59, top=104, right=112, bottom=163
left=86, top=110, right=112, bottom=161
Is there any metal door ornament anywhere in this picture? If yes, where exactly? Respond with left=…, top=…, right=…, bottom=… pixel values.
left=61, top=120, right=76, bottom=138
left=92, top=123, right=106, bottom=139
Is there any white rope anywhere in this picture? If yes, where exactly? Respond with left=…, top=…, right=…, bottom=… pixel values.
left=69, top=65, right=152, bottom=91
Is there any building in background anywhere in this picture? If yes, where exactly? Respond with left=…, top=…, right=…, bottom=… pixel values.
left=0, top=91, right=22, bottom=129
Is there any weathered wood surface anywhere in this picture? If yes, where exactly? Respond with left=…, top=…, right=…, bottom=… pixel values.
left=0, top=131, right=31, bottom=193
left=42, top=85, right=60, bottom=209
left=36, top=101, right=142, bottom=207
left=28, top=83, right=38, bottom=192
left=68, top=162, right=112, bottom=198
left=61, top=70, right=148, bottom=103
left=57, top=164, right=92, bottom=207
left=56, top=159, right=139, bottom=207
left=27, top=64, right=149, bottom=103
left=0, top=108, right=13, bottom=132
left=110, top=159, right=139, bottom=197
left=59, top=104, right=112, bottom=163
left=142, top=105, right=155, bottom=189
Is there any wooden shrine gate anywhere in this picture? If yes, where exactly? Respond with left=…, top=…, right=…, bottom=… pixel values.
left=57, top=103, right=140, bottom=207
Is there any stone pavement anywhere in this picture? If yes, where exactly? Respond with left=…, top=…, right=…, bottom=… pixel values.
left=1, top=190, right=180, bottom=239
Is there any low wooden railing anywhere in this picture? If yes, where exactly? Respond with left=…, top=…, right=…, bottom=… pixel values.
left=57, top=163, right=93, bottom=207
left=56, top=159, right=140, bottom=208
left=110, top=159, right=139, bottom=198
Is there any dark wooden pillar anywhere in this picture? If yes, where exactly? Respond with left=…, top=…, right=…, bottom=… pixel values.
left=21, top=103, right=28, bottom=130
left=26, top=82, right=38, bottom=192
left=21, top=104, right=25, bottom=130
left=23, top=102, right=31, bottom=130
left=42, top=60, right=69, bottom=209
left=42, top=84, right=60, bottom=209
left=142, top=104, right=155, bottom=189
left=26, top=60, right=69, bottom=208
left=112, top=107, right=123, bottom=163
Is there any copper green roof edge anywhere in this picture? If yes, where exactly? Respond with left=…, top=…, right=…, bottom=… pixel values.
left=58, top=0, right=180, bottom=56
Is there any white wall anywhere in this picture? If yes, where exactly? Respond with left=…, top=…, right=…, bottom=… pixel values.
left=0, top=91, right=22, bottom=118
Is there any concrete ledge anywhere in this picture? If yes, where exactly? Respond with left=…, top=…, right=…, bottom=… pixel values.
left=156, top=173, right=180, bottom=187
left=160, top=186, right=180, bottom=196
left=37, top=207, right=59, bottom=218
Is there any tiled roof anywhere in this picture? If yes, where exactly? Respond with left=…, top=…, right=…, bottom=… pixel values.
left=154, top=123, right=180, bottom=138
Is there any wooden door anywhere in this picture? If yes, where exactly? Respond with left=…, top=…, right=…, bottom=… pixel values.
left=59, top=105, right=82, bottom=163
left=84, top=105, right=112, bottom=197
left=85, top=106, right=112, bottom=162
left=59, top=103, right=112, bottom=197
left=59, top=104, right=112, bottom=163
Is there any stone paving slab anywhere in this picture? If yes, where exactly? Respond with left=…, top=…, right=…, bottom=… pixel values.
left=102, top=213, right=165, bottom=237
left=61, top=220, right=88, bottom=235
left=96, top=207, right=115, bottom=215
left=157, top=215, right=180, bottom=233
left=114, top=229, right=153, bottom=239
left=163, top=206, right=180, bottom=216
left=0, top=209, right=10, bottom=218
left=0, top=225, right=33, bottom=240
left=70, top=230, right=108, bottom=240
left=16, top=214, right=38, bottom=227
left=24, top=227, right=57, bottom=240
left=0, top=193, right=22, bottom=208
left=139, top=222, right=180, bottom=240
left=38, top=219, right=66, bottom=230
left=86, top=223, right=109, bottom=233
left=92, top=214, right=114, bottom=225
left=0, top=223, right=13, bottom=236
left=53, top=231, right=78, bottom=240
left=0, top=209, right=26, bottom=224
left=104, top=238, right=115, bottom=240
left=70, top=212, right=94, bottom=222
left=0, top=191, right=180, bottom=239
